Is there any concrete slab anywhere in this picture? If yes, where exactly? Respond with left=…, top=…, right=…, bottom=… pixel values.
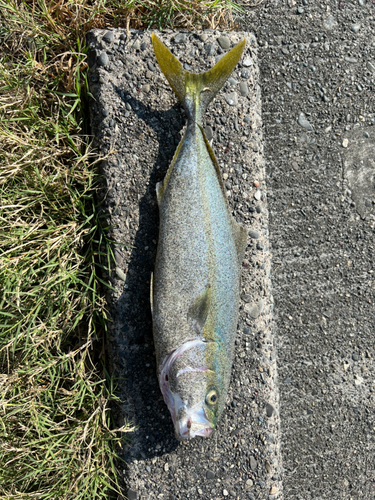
left=87, top=29, right=282, bottom=500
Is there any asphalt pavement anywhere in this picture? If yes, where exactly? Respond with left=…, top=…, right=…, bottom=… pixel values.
left=244, top=1, right=375, bottom=498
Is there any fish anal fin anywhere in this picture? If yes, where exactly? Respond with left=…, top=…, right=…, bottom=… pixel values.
left=188, top=285, right=212, bottom=335
left=233, top=221, right=247, bottom=267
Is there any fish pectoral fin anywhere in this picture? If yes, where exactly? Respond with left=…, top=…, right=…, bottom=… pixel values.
left=233, top=221, right=247, bottom=267
left=150, top=272, right=154, bottom=316
left=188, top=285, right=212, bottom=334
left=155, top=129, right=187, bottom=205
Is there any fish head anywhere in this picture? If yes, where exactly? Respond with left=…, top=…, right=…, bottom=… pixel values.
left=164, top=369, right=220, bottom=440
left=159, top=339, right=223, bottom=440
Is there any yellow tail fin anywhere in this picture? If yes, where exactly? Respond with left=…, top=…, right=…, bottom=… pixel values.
left=151, top=34, right=246, bottom=123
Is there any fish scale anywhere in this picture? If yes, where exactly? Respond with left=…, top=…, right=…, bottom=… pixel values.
left=150, top=34, right=247, bottom=440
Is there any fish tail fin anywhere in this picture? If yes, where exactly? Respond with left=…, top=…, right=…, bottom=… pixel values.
left=151, top=34, right=246, bottom=123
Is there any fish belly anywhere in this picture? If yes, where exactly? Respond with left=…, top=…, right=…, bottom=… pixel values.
left=153, top=125, right=240, bottom=372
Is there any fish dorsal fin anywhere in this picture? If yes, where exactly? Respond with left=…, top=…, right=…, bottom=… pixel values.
left=198, top=124, right=228, bottom=203
left=156, top=128, right=187, bottom=205
left=199, top=123, right=247, bottom=267
left=188, top=285, right=212, bottom=335
left=232, top=221, right=248, bottom=268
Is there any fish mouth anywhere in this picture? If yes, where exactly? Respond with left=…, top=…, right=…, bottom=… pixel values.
left=177, top=406, right=214, bottom=440
left=162, top=385, right=214, bottom=440
left=180, top=426, right=213, bottom=440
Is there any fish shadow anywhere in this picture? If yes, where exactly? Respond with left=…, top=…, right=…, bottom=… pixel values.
left=108, top=85, right=185, bottom=461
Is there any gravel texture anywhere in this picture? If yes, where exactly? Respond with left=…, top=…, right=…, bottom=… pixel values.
left=243, top=1, right=375, bottom=499
left=87, top=29, right=282, bottom=500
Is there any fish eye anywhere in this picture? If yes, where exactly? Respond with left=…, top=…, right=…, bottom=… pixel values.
left=206, top=390, right=218, bottom=406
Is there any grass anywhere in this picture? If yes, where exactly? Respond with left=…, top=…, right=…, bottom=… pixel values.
left=0, top=0, right=241, bottom=498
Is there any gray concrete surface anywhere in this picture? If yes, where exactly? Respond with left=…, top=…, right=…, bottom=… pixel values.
left=244, top=1, right=375, bottom=498
left=87, top=29, right=282, bottom=500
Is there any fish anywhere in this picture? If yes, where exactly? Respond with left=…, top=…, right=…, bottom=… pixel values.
left=150, top=33, right=247, bottom=440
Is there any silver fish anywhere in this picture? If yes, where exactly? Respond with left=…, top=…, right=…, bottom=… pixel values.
left=150, top=34, right=247, bottom=440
